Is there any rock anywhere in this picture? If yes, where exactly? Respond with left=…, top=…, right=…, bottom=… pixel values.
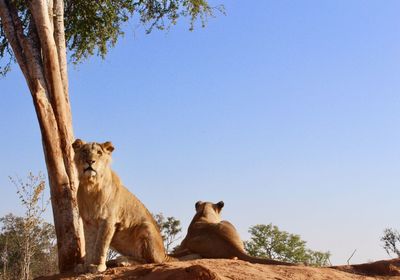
left=36, top=258, right=400, bottom=280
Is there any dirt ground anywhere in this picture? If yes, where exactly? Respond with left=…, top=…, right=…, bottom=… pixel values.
left=36, top=258, right=400, bottom=280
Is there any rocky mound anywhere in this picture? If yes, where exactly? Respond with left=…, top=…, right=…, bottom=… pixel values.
left=37, top=258, right=400, bottom=280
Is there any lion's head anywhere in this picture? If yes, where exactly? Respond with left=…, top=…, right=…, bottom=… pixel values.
left=193, top=201, right=224, bottom=223
left=72, top=139, right=115, bottom=182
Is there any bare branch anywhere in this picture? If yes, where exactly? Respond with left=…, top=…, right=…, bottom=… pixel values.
left=4, top=1, right=68, bottom=191
left=0, top=0, right=28, bottom=78
left=347, top=249, right=357, bottom=265
left=54, top=0, right=70, bottom=110
left=47, top=0, right=53, bottom=31
left=29, top=0, right=78, bottom=191
left=27, top=2, right=83, bottom=270
left=3, top=0, right=52, bottom=101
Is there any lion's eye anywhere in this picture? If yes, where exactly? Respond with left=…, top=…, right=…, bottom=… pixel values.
left=97, top=150, right=102, bottom=156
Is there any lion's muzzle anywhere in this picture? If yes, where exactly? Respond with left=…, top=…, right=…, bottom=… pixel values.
left=83, top=163, right=97, bottom=177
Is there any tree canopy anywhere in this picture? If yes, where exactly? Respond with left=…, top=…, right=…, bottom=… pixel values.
left=0, top=0, right=222, bottom=74
left=244, top=224, right=331, bottom=267
left=0, top=173, right=57, bottom=279
left=381, top=228, right=400, bottom=257
left=154, top=213, right=182, bottom=253
left=0, top=214, right=57, bottom=279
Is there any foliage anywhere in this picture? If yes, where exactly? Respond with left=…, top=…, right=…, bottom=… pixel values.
left=381, top=228, right=400, bottom=257
left=0, top=173, right=57, bottom=280
left=244, top=224, right=330, bottom=267
left=0, top=214, right=57, bottom=280
left=0, top=0, right=223, bottom=74
left=306, top=250, right=331, bottom=267
left=9, top=173, right=48, bottom=227
left=154, top=213, right=182, bottom=253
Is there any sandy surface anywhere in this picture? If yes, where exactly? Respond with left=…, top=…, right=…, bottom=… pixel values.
left=36, top=258, right=400, bottom=280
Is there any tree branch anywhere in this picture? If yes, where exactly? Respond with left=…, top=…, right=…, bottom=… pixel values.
left=28, top=0, right=78, bottom=191
left=54, top=0, right=70, bottom=109
left=347, top=249, right=357, bottom=265
left=5, top=1, right=53, bottom=98
left=2, top=2, right=69, bottom=189
left=47, top=0, right=53, bottom=31
left=0, top=0, right=28, bottom=79
left=28, top=1, right=83, bottom=269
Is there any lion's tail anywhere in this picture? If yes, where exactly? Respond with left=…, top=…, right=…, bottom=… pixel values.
left=236, top=251, right=297, bottom=266
left=164, top=254, right=179, bottom=262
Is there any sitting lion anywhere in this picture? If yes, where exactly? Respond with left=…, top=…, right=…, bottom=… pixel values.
left=72, top=139, right=175, bottom=273
left=173, top=200, right=296, bottom=266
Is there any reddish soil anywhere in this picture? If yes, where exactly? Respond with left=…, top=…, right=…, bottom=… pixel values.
left=36, top=258, right=400, bottom=280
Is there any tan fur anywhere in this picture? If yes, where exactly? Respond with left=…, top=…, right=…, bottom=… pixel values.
left=73, top=139, right=174, bottom=273
left=174, top=201, right=296, bottom=266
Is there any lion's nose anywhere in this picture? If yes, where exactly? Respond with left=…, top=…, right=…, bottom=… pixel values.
left=87, top=159, right=95, bottom=165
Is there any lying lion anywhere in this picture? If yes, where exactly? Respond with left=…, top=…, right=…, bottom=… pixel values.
left=173, top=200, right=296, bottom=266
left=73, top=139, right=175, bottom=273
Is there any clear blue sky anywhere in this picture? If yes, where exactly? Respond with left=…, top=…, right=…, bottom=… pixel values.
left=1, top=0, right=400, bottom=265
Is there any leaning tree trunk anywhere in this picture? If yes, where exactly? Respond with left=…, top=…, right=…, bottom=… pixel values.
left=0, top=0, right=83, bottom=272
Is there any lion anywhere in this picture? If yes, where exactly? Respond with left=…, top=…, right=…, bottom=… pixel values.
left=72, top=139, right=175, bottom=273
left=173, top=200, right=296, bottom=266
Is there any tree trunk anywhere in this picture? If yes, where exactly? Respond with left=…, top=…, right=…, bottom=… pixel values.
left=0, top=0, right=83, bottom=272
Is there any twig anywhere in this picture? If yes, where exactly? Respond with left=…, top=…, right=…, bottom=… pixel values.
left=347, top=249, right=357, bottom=265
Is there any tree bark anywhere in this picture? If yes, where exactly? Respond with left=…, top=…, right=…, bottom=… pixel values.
left=0, top=0, right=83, bottom=272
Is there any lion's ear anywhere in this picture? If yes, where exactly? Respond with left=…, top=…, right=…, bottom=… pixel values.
left=72, top=139, right=85, bottom=151
left=195, top=201, right=202, bottom=210
left=102, top=141, right=114, bottom=153
left=216, top=201, right=224, bottom=209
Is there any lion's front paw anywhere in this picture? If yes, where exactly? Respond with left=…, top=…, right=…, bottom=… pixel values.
left=87, top=263, right=107, bottom=273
